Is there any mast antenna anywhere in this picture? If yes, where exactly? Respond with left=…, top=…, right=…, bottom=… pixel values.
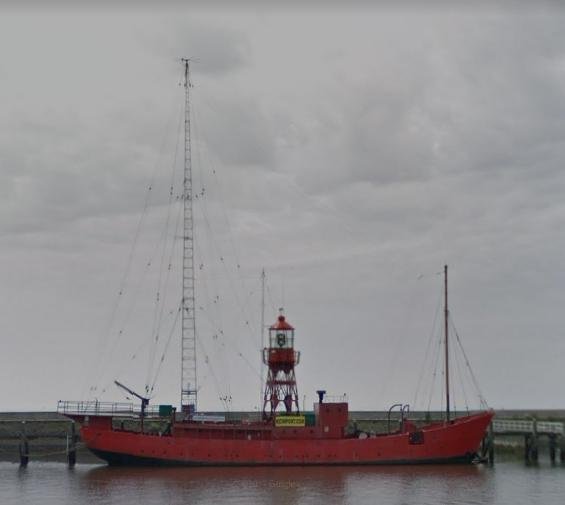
left=444, top=264, right=450, bottom=422
left=180, top=57, right=197, bottom=416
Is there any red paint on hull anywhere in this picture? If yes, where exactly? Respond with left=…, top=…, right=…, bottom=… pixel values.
left=73, top=411, right=493, bottom=466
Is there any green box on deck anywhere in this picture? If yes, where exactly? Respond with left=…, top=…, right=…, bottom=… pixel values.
left=304, top=412, right=316, bottom=426
left=159, top=405, right=174, bottom=417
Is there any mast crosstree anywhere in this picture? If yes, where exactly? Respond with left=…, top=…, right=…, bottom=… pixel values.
left=181, top=58, right=197, bottom=415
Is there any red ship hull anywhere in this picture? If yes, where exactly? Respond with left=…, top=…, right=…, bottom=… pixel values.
left=69, top=410, right=493, bottom=466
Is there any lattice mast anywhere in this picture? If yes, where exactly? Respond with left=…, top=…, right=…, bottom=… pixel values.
left=181, top=58, right=197, bottom=415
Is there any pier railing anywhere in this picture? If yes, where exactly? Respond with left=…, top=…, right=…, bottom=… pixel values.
left=492, top=419, right=564, bottom=435
left=57, top=401, right=161, bottom=418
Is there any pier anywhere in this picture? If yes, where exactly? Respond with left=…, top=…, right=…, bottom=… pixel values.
left=0, top=416, right=81, bottom=468
left=483, top=419, right=565, bottom=464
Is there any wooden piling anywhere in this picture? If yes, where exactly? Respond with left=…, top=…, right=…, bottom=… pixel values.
left=531, top=420, right=539, bottom=463
left=67, top=421, right=77, bottom=467
left=524, top=433, right=531, bottom=463
left=549, top=434, right=557, bottom=464
left=487, top=422, right=494, bottom=464
left=528, top=437, right=539, bottom=463
left=524, top=433, right=538, bottom=464
left=19, top=421, right=29, bottom=468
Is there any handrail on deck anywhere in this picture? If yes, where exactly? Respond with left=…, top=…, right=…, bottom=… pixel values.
left=323, top=394, right=348, bottom=403
left=57, top=400, right=162, bottom=418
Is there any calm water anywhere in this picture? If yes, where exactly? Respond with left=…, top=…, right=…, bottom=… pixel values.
left=1, top=461, right=564, bottom=505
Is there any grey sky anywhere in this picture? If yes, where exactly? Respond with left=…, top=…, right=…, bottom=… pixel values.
left=1, top=4, right=565, bottom=412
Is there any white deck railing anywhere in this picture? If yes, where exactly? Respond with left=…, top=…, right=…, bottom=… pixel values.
left=493, top=419, right=564, bottom=435
left=57, top=400, right=161, bottom=418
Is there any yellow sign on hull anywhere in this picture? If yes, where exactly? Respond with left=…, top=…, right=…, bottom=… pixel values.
left=275, top=415, right=306, bottom=427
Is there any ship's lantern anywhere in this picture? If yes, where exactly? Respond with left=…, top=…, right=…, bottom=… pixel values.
left=269, top=314, right=294, bottom=349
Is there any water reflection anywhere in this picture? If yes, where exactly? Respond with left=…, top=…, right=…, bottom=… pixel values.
left=8, top=460, right=565, bottom=505
left=82, top=465, right=346, bottom=505
left=5, top=460, right=565, bottom=505
left=79, top=464, right=493, bottom=505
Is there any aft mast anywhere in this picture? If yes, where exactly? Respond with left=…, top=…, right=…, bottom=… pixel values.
left=181, top=58, right=197, bottom=416
left=444, top=264, right=450, bottom=422
left=260, top=269, right=266, bottom=416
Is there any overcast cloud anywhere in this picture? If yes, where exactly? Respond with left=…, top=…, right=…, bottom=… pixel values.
left=1, top=4, right=565, bottom=412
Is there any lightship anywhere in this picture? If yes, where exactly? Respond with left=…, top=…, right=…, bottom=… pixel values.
left=59, top=60, right=493, bottom=466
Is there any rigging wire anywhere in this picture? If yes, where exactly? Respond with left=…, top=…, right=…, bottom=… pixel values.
left=100, top=185, right=184, bottom=393
left=85, top=88, right=183, bottom=399
left=191, top=222, right=263, bottom=408
left=191, top=97, right=262, bottom=335
left=146, top=105, right=184, bottom=391
left=194, top=332, right=232, bottom=412
left=451, top=325, right=470, bottom=413
left=97, top=294, right=181, bottom=397
left=414, top=270, right=490, bottom=416
left=440, top=341, right=445, bottom=417
left=193, top=236, right=232, bottom=407
left=148, top=303, right=182, bottom=395
left=84, top=69, right=264, bottom=409
left=84, top=181, right=154, bottom=397
left=196, top=295, right=262, bottom=381
left=87, top=70, right=283, bottom=409
left=190, top=113, right=260, bottom=350
left=425, top=331, right=443, bottom=414
left=450, top=337, right=457, bottom=415
left=417, top=306, right=489, bottom=415
left=93, top=213, right=181, bottom=397
left=266, top=283, right=278, bottom=314
left=190, top=93, right=253, bottom=277
left=156, top=93, right=262, bottom=410
left=148, top=198, right=184, bottom=383
left=450, top=313, right=489, bottom=408
left=92, top=218, right=175, bottom=393
left=197, top=304, right=263, bottom=381
left=412, top=282, right=443, bottom=409
left=191, top=98, right=246, bottom=278
left=191, top=77, right=276, bottom=410
left=108, top=193, right=182, bottom=398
